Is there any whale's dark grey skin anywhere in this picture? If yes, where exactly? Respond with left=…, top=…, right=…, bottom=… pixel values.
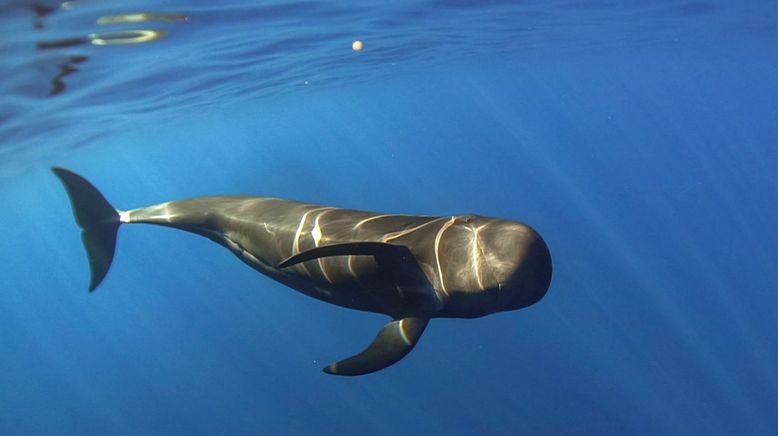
left=53, top=167, right=552, bottom=376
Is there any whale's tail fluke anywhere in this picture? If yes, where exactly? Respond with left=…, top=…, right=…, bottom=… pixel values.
left=52, top=167, right=120, bottom=292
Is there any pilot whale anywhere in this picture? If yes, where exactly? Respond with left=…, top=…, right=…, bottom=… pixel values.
left=53, top=167, right=552, bottom=376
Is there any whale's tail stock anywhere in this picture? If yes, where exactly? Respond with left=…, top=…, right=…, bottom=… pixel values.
left=52, top=167, right=120, bottom=292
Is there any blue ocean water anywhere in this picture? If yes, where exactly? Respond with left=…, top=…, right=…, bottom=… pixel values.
left=1, top=0, right=777, bottom=434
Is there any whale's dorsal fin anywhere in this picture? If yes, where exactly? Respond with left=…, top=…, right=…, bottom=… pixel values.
left=279, top=242, right=441, bottom=309
left=323, top=316, right=429, bottom=376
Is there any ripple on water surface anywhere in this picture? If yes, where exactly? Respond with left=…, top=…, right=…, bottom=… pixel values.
left=0, top=0, right=766, bottom=177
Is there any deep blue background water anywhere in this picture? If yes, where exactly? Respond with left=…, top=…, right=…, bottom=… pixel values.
left=1, top=1, right=777, bottom=435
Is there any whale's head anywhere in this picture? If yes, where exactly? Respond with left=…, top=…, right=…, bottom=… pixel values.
left=480, top=219, right=552, bottom=312
left=435, top=216, right=552, bottom=317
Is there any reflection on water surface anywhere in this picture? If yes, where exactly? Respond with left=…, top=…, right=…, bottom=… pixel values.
left=33, top=3, right=187, bottom=95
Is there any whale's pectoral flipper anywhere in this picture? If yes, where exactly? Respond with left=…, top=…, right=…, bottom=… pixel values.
left=281, top=243, right=437, bottom=375
left=279, top=242, right=440, bottom=308
left=279, top=242, right=409, bottom=267
left=279, top=242, right=429, bottom=286
left=324, top=316, right=429, bottom=376
left=52, top=167, right=121, bottom=292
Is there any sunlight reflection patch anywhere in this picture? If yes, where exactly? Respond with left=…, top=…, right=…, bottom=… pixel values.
left=97, top=13, right=189, bottom=25
left=88, top=30, right=167, bottom=45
